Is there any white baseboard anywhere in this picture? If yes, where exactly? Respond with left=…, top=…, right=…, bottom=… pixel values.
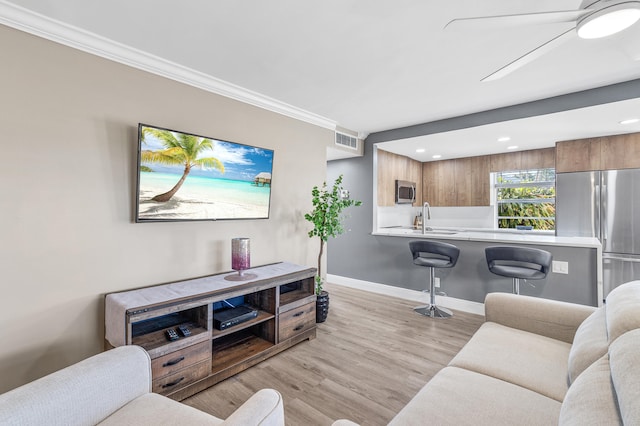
left=326, top=274, right=485, bottom=316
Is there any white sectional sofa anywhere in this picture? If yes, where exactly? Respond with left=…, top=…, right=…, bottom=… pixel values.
left=0, top=345, right=284, bottom=425
left=335, top=280, right=640, bottom=425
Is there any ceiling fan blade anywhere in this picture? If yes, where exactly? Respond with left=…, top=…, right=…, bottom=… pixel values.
left=482, top=27, right=576, bottom=82
left=445, top=10, right=587, bottom=30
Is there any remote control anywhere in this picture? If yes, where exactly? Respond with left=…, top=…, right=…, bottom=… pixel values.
left=177, top=324, right=191, bottom=337
left=165, top=328, right=179, bottom=341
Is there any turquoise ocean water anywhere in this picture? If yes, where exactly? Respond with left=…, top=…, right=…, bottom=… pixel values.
left=139, top=172, right=271, bottom=207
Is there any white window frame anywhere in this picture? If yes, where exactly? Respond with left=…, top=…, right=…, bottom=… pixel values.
left=493, top=168, right=556, bottom=230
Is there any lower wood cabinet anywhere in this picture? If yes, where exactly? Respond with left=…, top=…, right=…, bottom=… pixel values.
left=152, top=359, right=212, bottom=395
left=150, top=340, right=212, bottom=394
left=278, top=301, right=316, bottom=341
left=105, top=262, right=317, bottom=401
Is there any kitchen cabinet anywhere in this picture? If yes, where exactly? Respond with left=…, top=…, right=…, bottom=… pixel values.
left=601, top=133, right=640, bottom=170
left=455, top=156, right=490, bottom=206
left=382, top=147, right=555, bottom=207
left=555, top=139, right=602, bottom=172
left=377, top=148, right=422, bottom=206
left=521, top=147, right=555, bottom=169
left=556, top=132, right=640, bottom=172
left=490, top=152, right=521, bottom=172
left=423, top=156, right=489, bottom=206
left=423, top=159, right=456, bottom=206
left=490, top=147, right=555, bottom=172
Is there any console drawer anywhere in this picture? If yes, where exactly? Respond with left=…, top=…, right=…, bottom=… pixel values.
left=278, top=301, right=315, bottom=341
left=151, top=340, right=211, bottom=379
left=152, top=359, right=211, bottom=395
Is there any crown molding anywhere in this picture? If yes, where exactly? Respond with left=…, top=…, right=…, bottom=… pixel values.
left=0, top=1, right=337, bottom=130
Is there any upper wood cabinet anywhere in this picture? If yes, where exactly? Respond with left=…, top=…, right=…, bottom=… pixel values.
left=455, top=156, right=490, bottom=206
left=490, top=147, right=555, bottom=172
left=379, top=147, right=555, bottom=208
left=555, top=139, right=602, bottom=172
left=422, top=147, right=554, bottom=207
left=556, top=132, right=640, bottom=172
left=423, top=159, right=457, bottom=206
left=422, top=156, right=490, bottom=207
left=376, top=148, right=422, bottom=206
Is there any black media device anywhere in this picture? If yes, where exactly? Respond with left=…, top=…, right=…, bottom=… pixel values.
left=165, top=328, right=179, bottom=341
left=214, top=305, right=258, bottom=330
left=177, top=324, right=191, bottom=337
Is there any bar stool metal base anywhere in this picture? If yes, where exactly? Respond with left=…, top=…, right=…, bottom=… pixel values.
left=414, top=304, right=453, bottom=318
left=414, top=267, right=453, bottom=319
left=513, top=277, right=521, bottom=295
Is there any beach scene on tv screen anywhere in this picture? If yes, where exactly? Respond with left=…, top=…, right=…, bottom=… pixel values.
left=137, top=125, right=273, bottom=221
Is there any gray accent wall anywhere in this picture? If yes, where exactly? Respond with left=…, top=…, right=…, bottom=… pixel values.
left=328, top=145, right=598, bottom=307
left=326, top=81, right=640, bottom=307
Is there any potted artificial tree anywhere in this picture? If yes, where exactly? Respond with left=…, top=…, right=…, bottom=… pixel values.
left=305, top=174, right=361, bottom=322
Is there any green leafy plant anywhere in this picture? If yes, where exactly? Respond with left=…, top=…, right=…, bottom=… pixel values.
left=305, top=174, right=362, bottom=294
left=497, top=184, right=556, bottom=230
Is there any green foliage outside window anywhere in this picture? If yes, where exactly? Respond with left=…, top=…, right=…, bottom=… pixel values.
left=496, top=169, right=555, bottom=230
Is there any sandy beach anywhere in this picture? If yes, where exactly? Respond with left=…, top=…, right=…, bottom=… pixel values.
left=137, top=173, right=270, bottom=220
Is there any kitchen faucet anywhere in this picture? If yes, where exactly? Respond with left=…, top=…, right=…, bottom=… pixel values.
left=422, top=202, right=431, bottom=234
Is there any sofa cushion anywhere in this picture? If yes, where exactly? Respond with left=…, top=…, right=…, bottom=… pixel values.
left=558, top=355, right=621, bottom=425
left=609, top=329, right=640, bottom=425
left=0, top=346, right=151, bottom=426
left=566, top=306, right=608, bottom=384
left=449, top=322, right=571, bottom=402
left=388, top=366, right=561, bottom=426
left=99, top=393, right=224, bottom=425
left=605, top=280, right=640, bottom=343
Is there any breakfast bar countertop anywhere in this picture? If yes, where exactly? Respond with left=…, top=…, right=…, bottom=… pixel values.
left=373, top=226, right=602, bottom=249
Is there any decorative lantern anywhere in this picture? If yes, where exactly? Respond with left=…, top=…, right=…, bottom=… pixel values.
left=226, top=238, right=257, bottom=281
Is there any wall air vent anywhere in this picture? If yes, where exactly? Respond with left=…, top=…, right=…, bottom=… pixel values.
left=335, top=132, right=358, bottom=150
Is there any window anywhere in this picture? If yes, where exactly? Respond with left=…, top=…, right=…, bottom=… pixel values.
left=494, top=168, right=555, bottom=230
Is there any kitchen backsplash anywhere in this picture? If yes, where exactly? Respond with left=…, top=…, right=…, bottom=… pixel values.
left=377, top=205, right=495, bottom=229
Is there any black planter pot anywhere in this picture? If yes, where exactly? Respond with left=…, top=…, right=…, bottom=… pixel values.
left=316, top=290, right=330, bottom=323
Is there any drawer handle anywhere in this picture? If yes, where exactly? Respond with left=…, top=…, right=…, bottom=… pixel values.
left=162, top=377, right=185, bottom=388
left=293, top=311, right=304, bottom=317
left=293, top=325, right=304, bottom=331
left=163, top=356, right=185, bottom=367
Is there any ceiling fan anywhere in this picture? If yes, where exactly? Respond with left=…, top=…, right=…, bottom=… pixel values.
left=445, top=0, right=640, bottom=81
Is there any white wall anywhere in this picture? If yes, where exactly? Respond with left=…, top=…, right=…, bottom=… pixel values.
left=0, top=24, right=330, bottom=392
left=376, top=206, right=495, bottom=229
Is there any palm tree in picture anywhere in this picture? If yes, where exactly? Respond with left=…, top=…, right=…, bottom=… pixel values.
left=141, top=127, right=225, bottom=202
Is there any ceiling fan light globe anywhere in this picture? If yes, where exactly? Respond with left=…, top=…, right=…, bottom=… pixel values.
left=577, top=5, right=640, bottom=39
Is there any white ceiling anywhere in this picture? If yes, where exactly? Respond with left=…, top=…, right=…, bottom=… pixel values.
left=3, top=0, right=640, bottom=160
left=378, top=97, right=640, bottom=161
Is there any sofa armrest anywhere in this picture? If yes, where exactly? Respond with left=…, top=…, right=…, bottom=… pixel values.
left=221, top=388, right=284, bottom=426
left=0, top=345, right=151, bottom=425
left=332, top=420, right=360, bottom=426
left=484, top=292, right=596, bottom=343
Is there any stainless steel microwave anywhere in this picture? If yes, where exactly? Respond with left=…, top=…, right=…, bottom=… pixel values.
left=395, top=180, right=416, bottom=204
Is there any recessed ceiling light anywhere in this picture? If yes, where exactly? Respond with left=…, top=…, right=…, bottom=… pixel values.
left=416, top=148, right=426, bottom=153
left=619, top=118, right=640, bottom=125
left=497, top=136, right=511, bottom=142
left=507, top=145, right=519, bottom=150
left=577, top=4, right=640, bottom=39
left=432, top=154, right=442, bottom=159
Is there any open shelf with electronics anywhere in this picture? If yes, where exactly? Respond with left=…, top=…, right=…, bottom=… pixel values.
left=105, top=262, right=317, bottom=401
left=279, top=275, right=315, bottom=308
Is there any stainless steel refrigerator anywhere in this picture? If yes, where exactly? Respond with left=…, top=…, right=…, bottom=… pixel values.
left=556, top=169, right=640, bottom=299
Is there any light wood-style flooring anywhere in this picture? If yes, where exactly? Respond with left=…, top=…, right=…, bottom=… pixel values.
left=183, top=283, right=484, bottom=425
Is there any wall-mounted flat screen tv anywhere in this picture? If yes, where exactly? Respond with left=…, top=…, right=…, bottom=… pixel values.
left=136, top=123, right=274, bottom=222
